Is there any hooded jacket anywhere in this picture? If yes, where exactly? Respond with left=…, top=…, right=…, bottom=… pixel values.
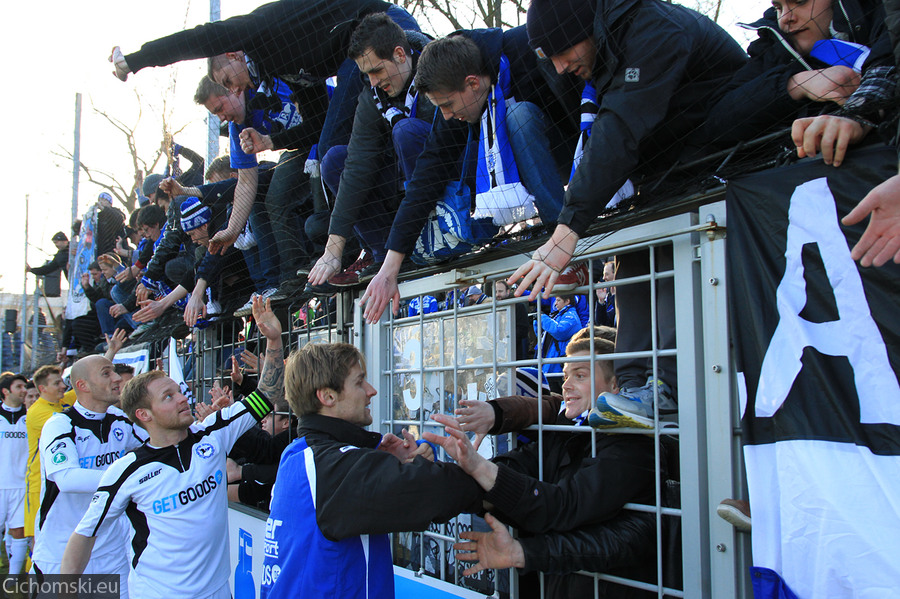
left=701, top=0, right=894, bottom=150
left=384, top=26, right=580, bottom=255
left=559, top=0, right=747, bottom=238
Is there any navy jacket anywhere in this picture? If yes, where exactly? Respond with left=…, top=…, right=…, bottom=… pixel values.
left=385, top=26, right=580, bottom=255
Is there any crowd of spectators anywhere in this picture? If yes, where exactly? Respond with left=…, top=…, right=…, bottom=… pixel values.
left=9, top=0, right=900, bottom=595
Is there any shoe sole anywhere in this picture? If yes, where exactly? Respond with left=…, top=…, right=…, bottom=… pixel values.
left=305, top=283, right=340, bottom=296
left=716, top=504, right=752, bottom=532
left=589, top=395, right=654, bottom=429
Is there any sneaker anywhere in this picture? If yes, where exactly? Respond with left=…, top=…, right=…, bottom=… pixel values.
left=233, top=296, right=256, bottom=318
left=129, top=322, right=156, bottom=340
left=589, top=377, right=676, bottom=429
left=233, top=288, right=277, bottom=317
left=206, top=299, right=223, bottom=316
left=717, top=498, right=751, bottom=532
left=269, top=277, right=307, bottom=302
left=589, top=393, right=654, bottom=429
left=329, top=253, right=374, bottom=288
left=295, top=261, right=316, bottom=277
left=553, top=262, right=589, bottom=291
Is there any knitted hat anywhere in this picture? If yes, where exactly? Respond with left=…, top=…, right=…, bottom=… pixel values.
left=180, top=197, right=211, bottom=232
left=51, top=231, right=68, bottom=243
left=527, top=0, right=596, bottom=59
left=142, top=173, right=165, bottom=197
left=97, top=191, right=113, bottom=204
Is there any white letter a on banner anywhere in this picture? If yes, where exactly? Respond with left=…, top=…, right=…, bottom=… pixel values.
left=755, top=177, right=900, bottom=424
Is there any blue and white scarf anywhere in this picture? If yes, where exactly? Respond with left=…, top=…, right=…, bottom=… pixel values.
left=373, top=83, right=418, bottom=127
left=471, top=55, right=538, bottom=226
left=570, top=82, right=634, bottom=209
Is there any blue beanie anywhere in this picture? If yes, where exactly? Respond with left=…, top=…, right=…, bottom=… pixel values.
left=180, top=197, right=211, bottom=232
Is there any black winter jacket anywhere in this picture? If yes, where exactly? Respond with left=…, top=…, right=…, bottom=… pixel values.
left=701, top=0, right=894, bottom=150
left=560, top=0, right=747, bottom=237
left=124, top=0, right=392, bottom=89
left=486, top=402, right=659, bottom=598
left=30, top=247, right=69, bottom=280
left=295, top=414, right=483, bottom=540
left=328, top=31, right=436, bottom=239
left=385, top=26, right=580, bottom=255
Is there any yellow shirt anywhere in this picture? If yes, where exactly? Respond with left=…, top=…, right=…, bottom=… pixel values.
left=23, top=393, right=73, bottom=536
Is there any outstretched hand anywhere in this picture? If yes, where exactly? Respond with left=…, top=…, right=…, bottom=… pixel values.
left=377, top=429, right=430, bottom=463
left=423, top=414, right=498, bottom=491
left=509, top=224, right=578, bottom=300
left=208, top=229, right=238, bottom=255
left=842, top=174, right=900, bottom=267
left=105, top=329, right=128, bottom=357
left=360, top=267, right=400, bottom=324
left=455, top=399, right=496, bottom=435
left=454, top=513, right=525, bottom=575
left=251, top=296, right=282, bottom=341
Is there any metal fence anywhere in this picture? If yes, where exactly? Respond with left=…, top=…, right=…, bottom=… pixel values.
left=195, top=196, right=750, bottom=598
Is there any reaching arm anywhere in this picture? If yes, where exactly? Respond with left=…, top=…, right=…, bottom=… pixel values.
left=49, top=467, right=104, bottom=494
left=253, top=297, right=284, bottom=400
left=209, top=168, right=257, bottom=255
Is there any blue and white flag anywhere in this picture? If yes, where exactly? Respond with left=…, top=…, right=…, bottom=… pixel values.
left=65, top=204, right=98, bottom=319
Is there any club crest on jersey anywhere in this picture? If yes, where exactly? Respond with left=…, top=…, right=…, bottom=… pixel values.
left=113, top=428, right=124, bottom=441
left=52, top=453, right=67, bottom=464
left=195, top=442, right=216, bottom=459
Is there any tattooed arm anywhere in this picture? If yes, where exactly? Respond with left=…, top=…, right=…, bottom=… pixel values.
left=251, top=296, right=285, bottom=401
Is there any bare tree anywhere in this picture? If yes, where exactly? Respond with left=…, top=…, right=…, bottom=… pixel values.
left=400, top=0, right=526, bottom=32
left=53, top=90, right=190, bottom=214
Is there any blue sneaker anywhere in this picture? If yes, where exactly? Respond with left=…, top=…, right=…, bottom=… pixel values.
left=589, top=378, right=676, bottom=429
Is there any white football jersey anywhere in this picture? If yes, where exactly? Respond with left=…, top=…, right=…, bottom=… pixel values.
left=0, top=403, right=27, bottom=490
left=33, top=403, right=145, bottom=566
left=76, top=393, right=272, bottom=599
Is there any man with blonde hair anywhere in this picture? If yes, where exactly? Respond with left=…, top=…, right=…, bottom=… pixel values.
left=260, top=338, right=484, bottom=598
left=62, top=297, right=276, bottom=599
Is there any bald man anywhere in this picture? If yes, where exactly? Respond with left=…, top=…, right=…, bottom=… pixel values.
left=32, top=355, right=145, bottom=595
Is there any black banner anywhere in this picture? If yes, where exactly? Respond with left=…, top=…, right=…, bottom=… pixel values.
left=727, top=145, right=900, bottom=455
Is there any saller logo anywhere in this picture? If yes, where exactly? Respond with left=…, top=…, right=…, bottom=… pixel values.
left=138, top=468, right=162, bottom=485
